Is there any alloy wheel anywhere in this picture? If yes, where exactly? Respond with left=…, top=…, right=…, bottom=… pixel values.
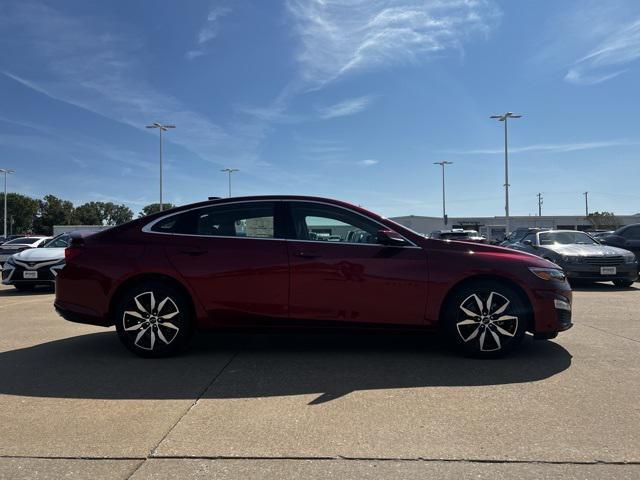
left=456, top=291, right=519, bottom=352
left=122, top=291, right=181, bottom=351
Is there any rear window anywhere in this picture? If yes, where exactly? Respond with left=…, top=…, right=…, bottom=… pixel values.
left=150, top=211, right=197, bottom=234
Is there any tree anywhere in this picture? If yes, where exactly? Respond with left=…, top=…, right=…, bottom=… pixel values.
left=586, top=211, right=621, bottom=230
left=103, top=203, right=133, bottom=225
left=0, top=193, right=39, bottom=235
left=138, top=203, right=176, bottom=217
left=73, top=202, right=103, bottom=225
left=74, top=201, right=134, bottom=226
left=33, top=195, right=75, bottom=235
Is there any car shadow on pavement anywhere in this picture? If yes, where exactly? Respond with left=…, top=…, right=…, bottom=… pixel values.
left=0, top=331, right=572, bottom=404
left=0, top=286, right=55, bottom=296
left=570, top=282, right=638, bottom=292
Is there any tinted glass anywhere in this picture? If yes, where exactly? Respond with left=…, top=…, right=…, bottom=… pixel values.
left=150, top=211, right=197, bottom=234
left=196, top=203, right=275, bottom=238
left=522, top=233, right=537, bottom=244
left=290, top=202, right=380, bottom=244
left=622, top=226, right=640, bottom=239
left=539, top=231, right=597, bottom=245
left=43, top=234, right=70, bottom=248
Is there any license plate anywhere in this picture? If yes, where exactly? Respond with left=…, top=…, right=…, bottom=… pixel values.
left=23, top=271, right=38, bottom=279
left=600, top=266, right=617, bottom=275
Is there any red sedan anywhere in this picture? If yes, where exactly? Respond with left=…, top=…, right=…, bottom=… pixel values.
left=54, top=196, right=572, bottom=358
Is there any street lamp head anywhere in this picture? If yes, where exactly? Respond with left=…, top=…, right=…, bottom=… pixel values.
left=433, top=161, right=453, bottom=166
left=145, top=123, right=176, bottom=131
left=490, top=113, right=523, bottom=121
left=221, top=168, right=239, bottom=173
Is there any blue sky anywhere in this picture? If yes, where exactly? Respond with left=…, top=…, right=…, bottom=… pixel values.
left=0, top=0, right=639, bottom=217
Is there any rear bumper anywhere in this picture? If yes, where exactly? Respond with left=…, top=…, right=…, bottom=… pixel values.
left=54, top=300, right=112, bottom=327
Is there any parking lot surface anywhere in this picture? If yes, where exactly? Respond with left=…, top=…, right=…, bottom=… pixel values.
left=0, top=283, right=638, bottom=479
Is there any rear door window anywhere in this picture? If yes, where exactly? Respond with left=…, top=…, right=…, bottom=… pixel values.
left=195, top=203, right=277, bottom=238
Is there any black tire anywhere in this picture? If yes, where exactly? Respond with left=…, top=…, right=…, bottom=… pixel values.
left=114, top=281, right=194, bottom=358
left=444, top=280, right=529, bottom=358
left=14, top=284, right=35, bottom=292
left=613, top=279, right=634, bottom=288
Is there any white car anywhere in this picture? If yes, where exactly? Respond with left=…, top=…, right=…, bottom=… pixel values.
left=1, top=235, right=64, bottom=290
left=0, top=236, right=51, bottom=264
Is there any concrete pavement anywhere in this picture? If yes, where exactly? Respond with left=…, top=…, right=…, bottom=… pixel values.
left=0, top=283, right=638, bottom=479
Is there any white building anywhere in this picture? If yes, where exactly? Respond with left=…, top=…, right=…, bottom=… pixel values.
left=390, top=214, right=640, bottom=241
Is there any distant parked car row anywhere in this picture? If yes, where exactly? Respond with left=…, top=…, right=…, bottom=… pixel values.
left=429, top=224, right=639, bottom=288
left=428, top=229, right=487, bottom=243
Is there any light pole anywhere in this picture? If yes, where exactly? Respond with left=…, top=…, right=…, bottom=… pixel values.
left=583, top=191, right=589, bottom=217
left=537, top=192, right=543, bottom=217
left=221, top=168, right=239, bottom=197
left=145, top=123, right=176, bottom=211
left=0, top=169, right=15, bottom=239
left=490, top=112, right=523, bottom=235
left=433, top=161, right=453, bottom=225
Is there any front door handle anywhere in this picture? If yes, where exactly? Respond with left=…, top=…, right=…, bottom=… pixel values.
left=294, top=251, right=321, bottom=259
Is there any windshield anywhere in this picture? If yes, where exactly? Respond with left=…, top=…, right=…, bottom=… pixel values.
left=4, top=237, right=41, bottom=245
left=539, top=231, right=598, bottom=246
left=43, top=234, right=71, bottom=248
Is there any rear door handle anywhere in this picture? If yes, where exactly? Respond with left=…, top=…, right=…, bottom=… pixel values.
left=180, top=248, right=207, bottom=256
left=294, top=250, right=321, bottom=259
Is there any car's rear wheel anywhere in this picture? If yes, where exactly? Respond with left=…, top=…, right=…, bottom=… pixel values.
left=114, top=281, right=194, bottom=358
left=613, top=279, right=634, bottom=288
left=444, top=280, right=528, bottom=358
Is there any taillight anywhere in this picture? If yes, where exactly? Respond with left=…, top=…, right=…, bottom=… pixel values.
left=65, top=237, right=85, bottom=262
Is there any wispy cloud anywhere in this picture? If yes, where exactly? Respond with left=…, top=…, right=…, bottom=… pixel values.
left=186, top=6, right=231, bottom=60
left=448, top=140, right=639, bottom=155
left=357, top=159, right=379, bottom=167
left=286, top=0, right=500, bottom=89
left=565, top=18, right=640, bottom=85
left=0, top=2, right=271, bottom=169
left=317, top=95, right=374, bottom=119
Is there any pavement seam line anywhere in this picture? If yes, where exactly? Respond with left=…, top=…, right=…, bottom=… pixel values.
left=576, top=322, right=640, bottom=344
left=1, top=455, right=639, bottom=466
left=0, top=298, right=52, bottom=309
left=124, top=351, right=240, bottom=479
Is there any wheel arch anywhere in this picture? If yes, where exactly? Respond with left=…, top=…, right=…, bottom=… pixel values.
left=108, top=273, right=199, bottom=325
left=438, top=274, right=534, bottom=331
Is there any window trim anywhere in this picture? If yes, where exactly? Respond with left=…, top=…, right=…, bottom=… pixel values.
left=286, top=200, right=418, bottom=248
left=142, top=199, right=418, bottom=248
left=142, top=200, right=283, bottom=240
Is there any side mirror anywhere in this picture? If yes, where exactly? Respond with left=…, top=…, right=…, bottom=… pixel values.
left=522, top=239, right=536, bottom=247
left=377, top=229, right=407, bottom=246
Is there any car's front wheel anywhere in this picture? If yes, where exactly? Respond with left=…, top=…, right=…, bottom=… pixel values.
left=445, top=281, right=528, bottom=358
left=114, top=281, right=194, bottom=358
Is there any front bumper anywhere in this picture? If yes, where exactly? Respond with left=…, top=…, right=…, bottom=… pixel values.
left=1, top=261, right=64, bottom=285
left=562, top=262, right=638, bottom=282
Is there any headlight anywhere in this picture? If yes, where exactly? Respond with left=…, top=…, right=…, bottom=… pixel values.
left=623, top=253, right=637, bottom=263
left=529, top=267, right=566, bottom=282
left=561, top=255, right=581, bottom=263
left=6, top=256, right=15, bottom=265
